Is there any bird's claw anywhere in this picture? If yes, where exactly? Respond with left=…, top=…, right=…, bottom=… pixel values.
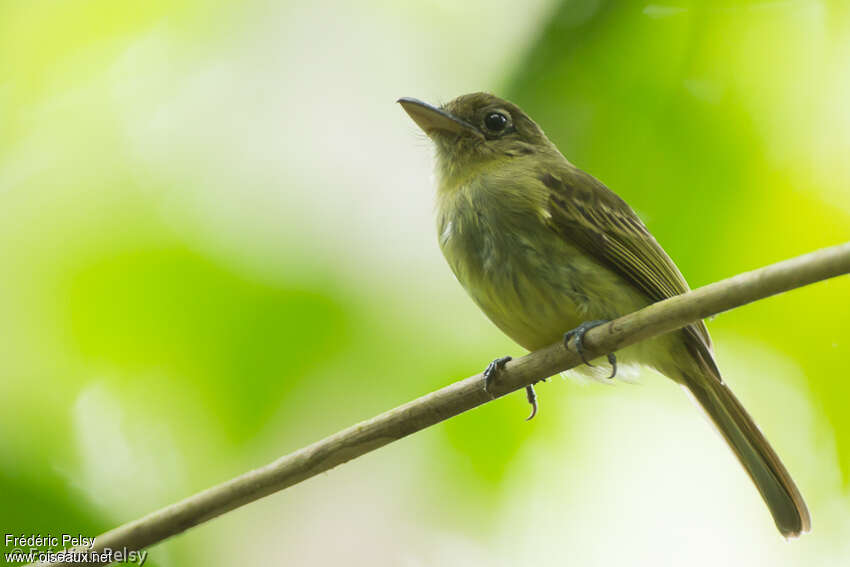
left=604, top=352, right=617, bottom=379
left=563, top=320, right=617, bottom=379
left=483, top=356, right=512, bottom=393
left=525, top=384, right=538, bottom=421
left=483, top=356, right=541, bottom=420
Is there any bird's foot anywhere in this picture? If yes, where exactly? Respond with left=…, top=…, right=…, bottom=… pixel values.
left=563, top=320, right=617, bottom=379
left=483, top=356, right=512, bottom=393
left=483, top=356, right=542, bottom=421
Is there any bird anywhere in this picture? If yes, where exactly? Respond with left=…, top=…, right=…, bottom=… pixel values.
left=398, top=92, right=810, bottom=538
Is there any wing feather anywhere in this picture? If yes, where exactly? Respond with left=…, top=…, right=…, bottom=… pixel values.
left=540, top=167, right=714, bottom=356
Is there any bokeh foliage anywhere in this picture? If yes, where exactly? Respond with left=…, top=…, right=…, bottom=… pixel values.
left=1, top=0, right=849, bottom=565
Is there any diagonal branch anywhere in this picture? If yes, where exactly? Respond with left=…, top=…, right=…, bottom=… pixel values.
left=32, top=242, right=850, bottom=566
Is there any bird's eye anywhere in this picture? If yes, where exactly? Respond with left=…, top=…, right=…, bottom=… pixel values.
left=484, top=112, right=508, bottom=132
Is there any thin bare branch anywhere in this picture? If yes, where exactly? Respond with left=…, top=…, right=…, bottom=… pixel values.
left=31, top=242, right=850, bottom=566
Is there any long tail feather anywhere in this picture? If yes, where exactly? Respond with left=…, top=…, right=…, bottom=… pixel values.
left=682, top=364, right=810, bottom=537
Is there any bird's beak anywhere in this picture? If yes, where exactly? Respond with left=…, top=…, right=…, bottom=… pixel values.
left=397, top=97, right=481, bottom=138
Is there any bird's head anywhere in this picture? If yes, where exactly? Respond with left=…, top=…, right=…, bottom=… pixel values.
left=398, top=92, right=557, bottom=189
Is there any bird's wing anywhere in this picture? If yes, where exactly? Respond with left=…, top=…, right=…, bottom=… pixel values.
left=540, top=166, right=714, bottom=357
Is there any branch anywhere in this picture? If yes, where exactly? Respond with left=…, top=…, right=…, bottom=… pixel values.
left=33, top=243, right=850, bottom=566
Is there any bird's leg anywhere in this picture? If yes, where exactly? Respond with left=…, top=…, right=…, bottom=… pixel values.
left=563, top=320, right=617, bottom=379
left=483, top=356, right=541, bottom=420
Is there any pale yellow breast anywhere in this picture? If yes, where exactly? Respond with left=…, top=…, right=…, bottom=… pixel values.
left=436, top=176, right=649, bottom=352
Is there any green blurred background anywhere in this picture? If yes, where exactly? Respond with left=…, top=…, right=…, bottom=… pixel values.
left=2, top=0, right=849, bottom=565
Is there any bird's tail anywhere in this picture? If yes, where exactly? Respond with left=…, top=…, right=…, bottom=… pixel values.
left=681, top=359, right=810, bottom=538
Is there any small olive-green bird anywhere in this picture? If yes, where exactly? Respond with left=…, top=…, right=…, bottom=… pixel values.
left=399, top=92, right=810, bottom=538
